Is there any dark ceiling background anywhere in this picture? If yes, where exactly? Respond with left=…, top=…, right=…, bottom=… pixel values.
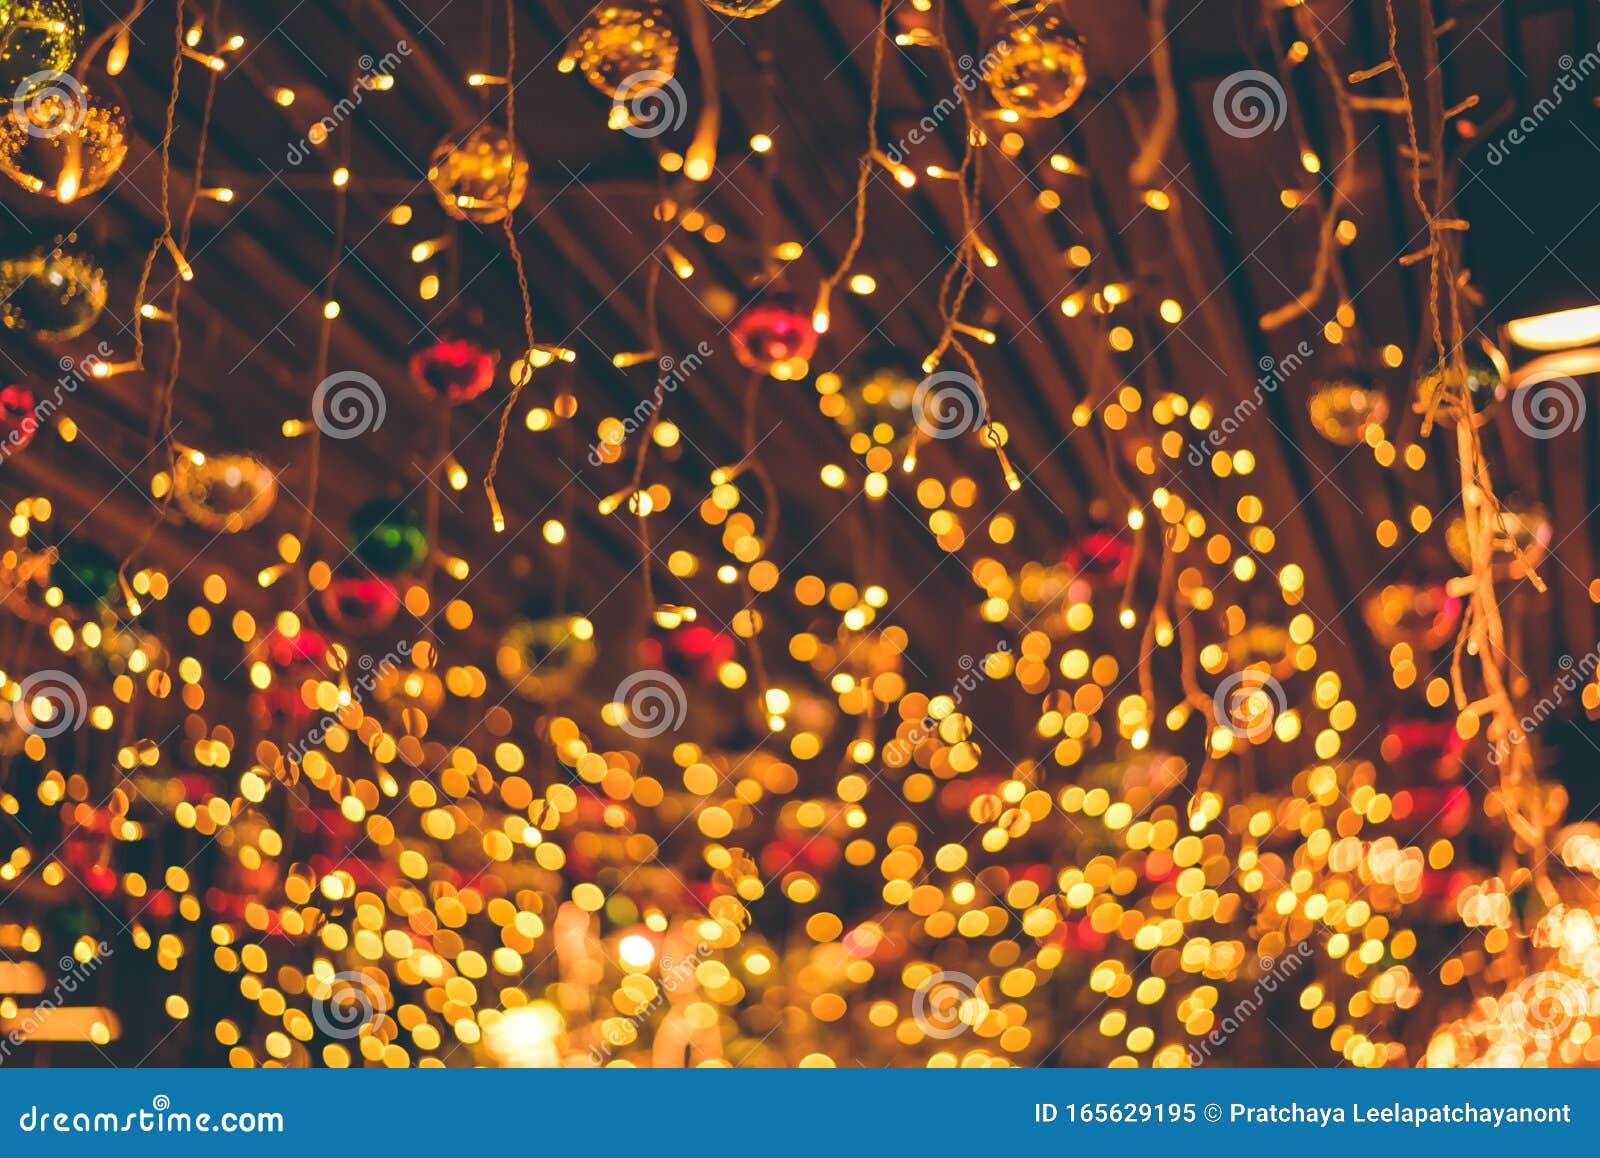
left=2, top=0, right=1596, bottom=764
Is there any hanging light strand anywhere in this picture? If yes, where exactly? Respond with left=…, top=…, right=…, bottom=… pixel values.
left=811, top=0, right=893, bottom=335
left=485, top=0, right=537, bottom=533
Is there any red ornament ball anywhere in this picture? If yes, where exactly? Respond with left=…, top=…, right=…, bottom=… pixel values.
left=0, top=385, right=39, bottom=454
left=250, top=626, right=332, bottom=721
left=407, top=331, right=499, bottom=403
left=640, top=622, right=738, bottom=685
left=729, top=290, right=818, bottom=376
left=1063, top=527, right=1132, bottom=585
left=319, top=575, right=402, bottom=635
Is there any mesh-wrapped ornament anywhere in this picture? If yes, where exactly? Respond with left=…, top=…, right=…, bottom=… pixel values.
left=729, top=287, right=817, bottom=377
left=407, top=323, right=499, bottom=403
left=0, top=0, right=84, bottom=95
left=826, top=366, right=921, bottom=450
left=983, top=0, right=1087, bottom=120
left=642, top=621, right=737, bottom=685
left=74, top=608, right=162, bottom=681
left=699, top=0, right=783, bottom=16
left=348, top=499, right=428, bottom=576
left=562, top=4, right=678, bottom=97
left=0, top=235, right=106, bottom=340
left=172, top=450, right=277, bottom=533
left=0, top=77, right=126, bottom=203
left=249, top=626, right=331, bottom=722
left=1361, top=582, right=1461, bottom=652
left=1062, top=527, right=1132, bottom=587
left=1307, top=374, right=1389, bottom=445
left=0, top=384, right=39, bottom=453
left=428, top=124, right=528, bottom=224
left=1445, top=500, right=1551, bottom=573
left=50, top=537, right=116, bottom=608
left=318, top=575, right=401, bottom=636
left=1415, top=336, right=1509, bottom=427
left=497, top=616, right=597, bottom=702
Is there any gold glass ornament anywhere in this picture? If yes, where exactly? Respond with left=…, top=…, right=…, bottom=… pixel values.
left=172, top=449, right=278, bottom=533
left=374, top=664, right=445, bottom=715
left=497, top=616, right=597, bottom=702
left=699, top=0, right=783, bottom=17
left=0, top=235, right=106, bottom=340
left=1307, top=375, right=1389, bottom=445
left=0, top=78, right=127, bottom=203
left=984, top=0, right=1087, bottom=120
left=562, top=4, right=678, bottom=98
left=1361, top=582, right=1461, bottom=652
left=1415, top=335, right=1509, bottom=427
left=0, top=0, right=84, bottom=95
left=826, top=366, right=921, bottom=449
left=428, top=125, right=528, bottom=224
left=1224, top=622, right=1293, bottom=675
left=75, top=607, right=162, bottom=681
left=1445, top=501, right=1551, bottom=572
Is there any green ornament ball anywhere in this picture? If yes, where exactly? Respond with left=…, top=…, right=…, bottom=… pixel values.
left=52, top=537, right=117, bottom=608
left=348, top=499, right=428, bottom=576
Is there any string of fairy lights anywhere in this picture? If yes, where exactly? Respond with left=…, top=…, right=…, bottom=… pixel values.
left=0, top=0, right=1594, bottom=1069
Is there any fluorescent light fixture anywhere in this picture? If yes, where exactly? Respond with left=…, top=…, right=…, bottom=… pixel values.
left=1506, top=304, right=1600, bottom=352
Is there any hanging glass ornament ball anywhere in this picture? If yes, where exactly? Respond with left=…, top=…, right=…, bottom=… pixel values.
left=0, top=0, right=85, bottom=96
left=0, top=384, right=39, bottom=453
left=983, top=1, right=1088, bottom=120
left=0, top=77, right=126, bottom=203
left=1415, top=336, right=1509, bottom=427
left=348, top=500, right=429, bottom=577
left=1445, top=501, right=1551, bottom=573
left=319, top=575, right=402, bottom=636
left=0, top=235, right=107, bottom=341
left=564, top=5, right=678, bottom=97
left=428, top=125, right=528, bottom=224
left=51, top=537, right=117, bottom=608
left=730, top=288, right=818, bottom=377
left=827, top=366, right=921, bottom=448
left=498, top=616, right=598, bottom=701
left=700, top=0, right=783, bottom=17
left=172, top=450, right=278, bottom=533
left=1307, top=375, right=1390, bottom=446
left=1362, top=582, right=1461, bottom=653
left=407, top=327, right=499, bottom=403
